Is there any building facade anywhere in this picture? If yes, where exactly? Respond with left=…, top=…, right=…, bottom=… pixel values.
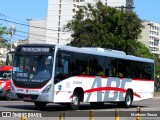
left=29, top=20, right=47, bottom=44
left=138, top=21, right=160, bottom=55
left=46, top=0, right=133, bottom=44
left=28, top=0, right=133, bottom=45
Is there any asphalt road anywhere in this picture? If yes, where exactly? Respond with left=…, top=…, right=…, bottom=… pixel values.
left=0, top=98, right=160, bottom=120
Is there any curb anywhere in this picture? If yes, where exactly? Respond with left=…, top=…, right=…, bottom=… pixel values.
left=153, top=96, right=160, bottom=99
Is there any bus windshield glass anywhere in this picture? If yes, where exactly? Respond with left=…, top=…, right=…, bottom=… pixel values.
left=12, top=54, right=54, bottom=88
left=0, top=71, right=11, bottom=80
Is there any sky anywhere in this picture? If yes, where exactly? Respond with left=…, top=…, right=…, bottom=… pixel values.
left=0, top=0, right=160, bottom=41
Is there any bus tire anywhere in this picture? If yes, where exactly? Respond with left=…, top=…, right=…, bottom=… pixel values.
left=34, top=102, right=47, bottom=109
left=123, top=92, right=133, bottom=108
left=69, top=93, right=80, bottom=110
left=5, top=91, right=11, bottom=100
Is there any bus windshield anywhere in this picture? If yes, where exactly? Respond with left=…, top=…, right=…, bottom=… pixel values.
left=12, top=54, right=53, bottom=88
left=0, top=71, right=11, bottom=80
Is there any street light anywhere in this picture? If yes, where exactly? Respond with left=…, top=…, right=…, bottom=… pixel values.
left=9, top=24, right=16, bottom=52
left=26, top=19, right=32, bottom=44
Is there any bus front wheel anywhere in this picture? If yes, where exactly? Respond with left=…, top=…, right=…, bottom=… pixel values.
left=5, top=91, right=11, bottom=100
left=69, top=93, right=80, bottom=110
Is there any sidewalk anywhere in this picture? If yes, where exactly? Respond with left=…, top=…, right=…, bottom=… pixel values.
left=153, top=92, right=160, bottom=99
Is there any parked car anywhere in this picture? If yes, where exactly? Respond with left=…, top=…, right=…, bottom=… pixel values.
left=0, top=65, right=12, bottom=100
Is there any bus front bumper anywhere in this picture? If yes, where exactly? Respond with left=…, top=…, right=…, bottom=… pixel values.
left=10, top=91, right=53, bottom=102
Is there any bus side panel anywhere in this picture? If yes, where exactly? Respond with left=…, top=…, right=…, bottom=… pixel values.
left=52, top=76, right=154, bottom=103
left=53, top=76, right=133, bottom=103
left=132, top=79, right=154, bottom=101
left=53, top=77, right=75, bottom=103
left=83, top=77, right=133, bottom=102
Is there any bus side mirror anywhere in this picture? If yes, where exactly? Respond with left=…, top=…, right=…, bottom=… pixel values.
left=6, top=52, right=14, bottom=65
left=58, top=58, right=64, bottom=67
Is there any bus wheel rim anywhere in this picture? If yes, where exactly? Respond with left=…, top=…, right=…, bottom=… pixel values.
left=72, top=96, right=78, bottom=106
left=126, top=95, right=131, bottom=105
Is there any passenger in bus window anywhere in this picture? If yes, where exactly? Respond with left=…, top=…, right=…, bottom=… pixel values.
left=97, top=66, right=104, bottom=76
left=31, top=61, right=38, bottom=73
left=119, top=73, right=123, bottom=78
left=33, top=66, right=36, bottom=72
left=44, top=58, right=51, bottom=71
left=90, top=68, right=97, bottom=76
left=82, top=66, right=90, bottom=75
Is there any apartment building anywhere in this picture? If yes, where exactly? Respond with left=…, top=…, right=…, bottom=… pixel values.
left=138, top=21, right=160, bottom=55
left=28, top=0, right=133, bottom=45
left=29, top=20, right=47, bottom=44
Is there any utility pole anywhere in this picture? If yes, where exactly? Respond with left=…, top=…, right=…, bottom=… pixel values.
left=26, top=19, right=32, bottom=44
left=9, top=24, right=16, bottom=52
left=105, top=0, right=107, bottom=6
left=57, top=0, right=62, bottom=44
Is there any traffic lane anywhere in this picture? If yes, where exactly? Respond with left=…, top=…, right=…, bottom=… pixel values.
left=1, top=99, right=160, bottom=120
left=0, top=101, right=149, bottom=111
left=0, top=98, right=160, bottom=111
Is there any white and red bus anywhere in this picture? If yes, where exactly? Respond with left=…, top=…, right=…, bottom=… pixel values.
left=0, top=65, right=12, bottom=100
left=10, top=44, right=154, bottom=110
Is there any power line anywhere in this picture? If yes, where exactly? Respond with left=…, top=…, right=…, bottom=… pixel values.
left=0, top=18, right=58, bottom=31
left=0, top=13, right=28, bottom=25
left=5, top=34, right=46, bottom=42
left=16, top=30, right=58, bottom=39
left=0, top=14, right=70, bottom=41
left=14, top=32, right=68, bottom=41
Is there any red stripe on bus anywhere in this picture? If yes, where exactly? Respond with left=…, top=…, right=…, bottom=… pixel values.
left=84, top=87, right=126, bottom=93
left=132, top=78, right=154, bottom=82
left=133, top=92, right=141, bottom=98
left=69, top=87, right=141, bottom=99
left=77, top=75, right=96, bottom=78
left=76, top=75, right=154, bottom=82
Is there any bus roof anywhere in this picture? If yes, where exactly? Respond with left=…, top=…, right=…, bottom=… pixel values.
left=16, top=44, right=154, bottom=63
left=57, top=45, right=154, bottom=63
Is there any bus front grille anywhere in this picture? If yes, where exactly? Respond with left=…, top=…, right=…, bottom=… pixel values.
left=16, top=93, right=38, bottom=100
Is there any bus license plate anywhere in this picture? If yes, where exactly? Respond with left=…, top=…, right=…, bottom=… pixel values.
left=23, top=97, right=31, bottom=101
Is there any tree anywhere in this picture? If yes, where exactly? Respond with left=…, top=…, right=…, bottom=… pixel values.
left=0, top=24, right=10, bottom=36
left=64, top=2, right=143, bottom=55
left=0, top=24, right=11, bottom=47
left=135, top=41, right=155, bottom=58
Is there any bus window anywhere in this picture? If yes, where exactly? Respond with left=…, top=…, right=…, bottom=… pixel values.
left=109, top=58, right=118, bottom=77
left=54, top=58, right=69, bottom=83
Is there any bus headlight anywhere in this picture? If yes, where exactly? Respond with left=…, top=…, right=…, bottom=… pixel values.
left=41, top=84, right=51, bottom=93
left=1, top=82, right=6, bottom=88
left=0, top=85, right=2, bottom=90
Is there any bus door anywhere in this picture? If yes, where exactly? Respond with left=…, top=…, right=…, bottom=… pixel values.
left=54, top=51, right=71, bottom=84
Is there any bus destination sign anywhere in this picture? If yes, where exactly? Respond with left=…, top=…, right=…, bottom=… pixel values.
left=21, top=47, right=50, bottom=53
